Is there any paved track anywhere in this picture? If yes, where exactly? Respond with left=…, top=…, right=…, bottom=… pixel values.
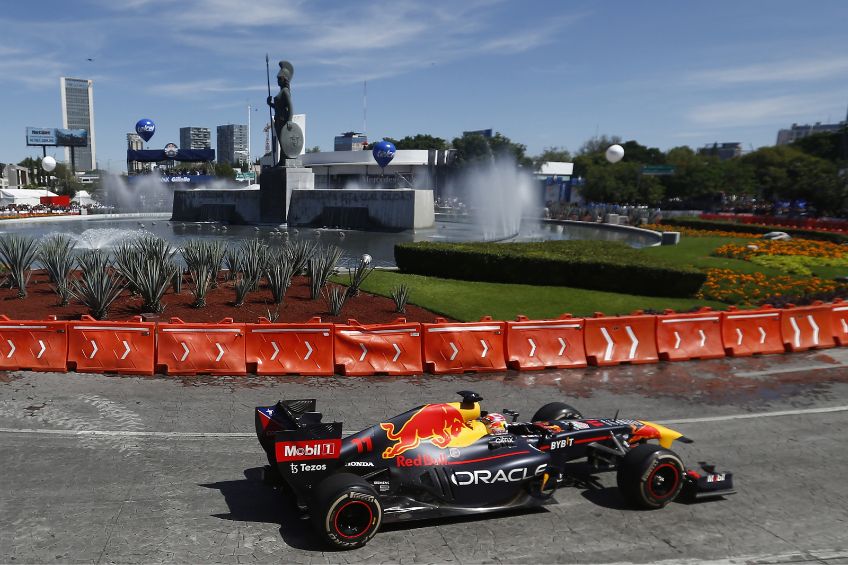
left=2, top=349, right=848, bottom=564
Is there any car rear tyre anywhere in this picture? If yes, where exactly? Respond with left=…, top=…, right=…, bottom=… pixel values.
left=532, top=401, right=582, bottom=422
left=616, top=444, right=685, bottom=509
left=311, top=473, right=382, bottom=549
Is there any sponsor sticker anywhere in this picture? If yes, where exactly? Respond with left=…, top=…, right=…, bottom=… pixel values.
left=396, top=453, right=448, bottom=467
left=451, top=464, right=547, bottom=486
left=345, top=461, right=375, bottom=468
left=289, top=463, right=327, bottom=473
left=276, top=439, right=341, bottom=462
left=550, top=437, right=574, bottom=449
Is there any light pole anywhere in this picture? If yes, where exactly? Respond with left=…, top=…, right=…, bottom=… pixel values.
left=247, top=104, right=252, bottom=169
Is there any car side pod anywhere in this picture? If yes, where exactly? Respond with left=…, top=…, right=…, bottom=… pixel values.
left=680, top=462, right=736, bottom=502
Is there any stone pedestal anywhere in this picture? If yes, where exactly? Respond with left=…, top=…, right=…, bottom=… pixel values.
left=259, top=162, right=314, bottom=224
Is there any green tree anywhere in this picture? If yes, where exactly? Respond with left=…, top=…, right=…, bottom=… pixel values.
left=214, top=161, right=236, bottom=179
left=385, top=134, right=448, bottom=150
left=791, top=127, right=848, bottom=165
left=620, top=140, right=665, bottom=165
left=450, top=131, right=532, bottom=168
left=306, top=146, right=322, bottom=153
left=533, top=146, right=572, bottom=170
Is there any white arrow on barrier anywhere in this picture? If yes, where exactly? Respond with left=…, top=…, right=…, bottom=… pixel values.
left=808, top=315, right=819, bottom=345
left=600, top=328, right=614, bottom=361
left=37, top=340, right=45, bottom=359
left=842, top=319, right=848, bottom=335
left=449, top=342, right=459, bottom=361
left=270, top=341, right=280, bottom=361
left=698, top=329, right=707, bottom=348
left=558, top=338, right=566, bottom=356
left=736, top=328, right=743, bottom=346
left=758, top=327, right=767, bottom=344
left=480, top=340, right=489, bottom=358
left=673, top=331, right=681, bottom=349
left=392, top=343, right=401, bottom=363
left=121, top=340, right=130, bottom=360
left=789, top=317, right=801, bottom=348
left=625, top=325, right=639, bottom=359
left=88, top=340, right=98, bottom=359
left=180, top=342, right=190, bottom=362
left=528, top=338, right=537, bottom=357
left=6, top=339, right=14, bottom=359
left=359, top=343, right=368, bottom=362
left=304, top=341, right=313, bottom=361
left=215, top=343, right=224, bottom=362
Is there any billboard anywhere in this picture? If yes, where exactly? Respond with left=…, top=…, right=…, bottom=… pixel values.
left=26, top=127, right=89, bottom=147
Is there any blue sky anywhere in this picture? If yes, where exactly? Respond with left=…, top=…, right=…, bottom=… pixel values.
left=2, top=0, right=847, bottom=172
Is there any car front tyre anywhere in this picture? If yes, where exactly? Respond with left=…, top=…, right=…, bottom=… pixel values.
left=616, top=444, right=685, bottom=509
left=312, top=473, right=382, bottom=549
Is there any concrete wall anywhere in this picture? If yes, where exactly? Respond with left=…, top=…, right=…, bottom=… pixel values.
left=171, top=187, right=261, bottom=223
left=287, top=189, right=434, bottom=230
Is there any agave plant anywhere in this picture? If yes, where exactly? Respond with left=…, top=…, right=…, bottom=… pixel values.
left=0, top=234, right=40, bottom=299
left=322, top=284, right=348, bottom=316
left=224, top=246, right=243, bottom=280
left=233, top=271, right=260, bottom=307
left=240, top=239, right=268, bottom=291
left=115, top=236, right=177, bottom=313
left=286, top=239, right=317, bottom=276
left=69, top=250, right=126, bottom=320
left=390, top=283, right=411, bottom=314
left=189, top=263, right=214, bottom=308
left=266, top=248, right=295, bottom=305
left=182, top=240, right=226, bottom=288
left=346, top=253, right=375, bottom=298
left=307, top=245, right=343, bottom=299
left=38, top=235, right=77, bottom=305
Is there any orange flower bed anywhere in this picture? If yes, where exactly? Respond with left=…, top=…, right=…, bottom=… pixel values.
left=696, top=268, right=844, bottom=306
left=713, top=239, right=846, bottom=260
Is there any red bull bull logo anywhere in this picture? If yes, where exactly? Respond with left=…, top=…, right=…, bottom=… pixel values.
left=380, top=403, right=466, bottom=459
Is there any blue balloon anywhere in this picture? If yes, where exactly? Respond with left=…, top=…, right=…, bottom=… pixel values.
left=372, top=140, right=396, bottom=169
left=135, top=119, right=156, bottom=142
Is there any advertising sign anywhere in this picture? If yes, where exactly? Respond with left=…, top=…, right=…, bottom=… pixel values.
left=26, top=127, right=88, bottom=147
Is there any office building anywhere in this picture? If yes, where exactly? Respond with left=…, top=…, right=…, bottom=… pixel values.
left=127, top=132, right=144, bottom=173
left=334, top=131, right=368, bottom=151
left=179, top=127, right=211, bottom=150
left=698, top=142, right=743, bottom=160
left=777, top=119, right=846, bottom=145
left=217, top=124, right=248, bottom=164
left=60, top=77, right=96, bottom=171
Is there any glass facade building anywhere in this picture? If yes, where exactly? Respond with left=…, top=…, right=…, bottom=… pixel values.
left=216, top=124, right=248, bottom=164
left=60, top=77, right=96, bottom=171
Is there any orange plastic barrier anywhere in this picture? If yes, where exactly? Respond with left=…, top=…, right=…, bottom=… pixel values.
left=246, top=317, right=334, bottom=375
left=830, top=299, right=848, bottom=346
left=656, top=308, right=724, bottom=361
left=780, top=302, right=836, bottom=352
left=506, top=314, right=587, bottom=370
left=334, top=318, right=422, bottom=376
left=720, top=306, right=784, bottom=356
left=67, top=315, right=155, bottom=375
left=0, top=315, right=67, bottom=372
left=155, top=317, right=246, bottom=375
left=583, top=311, right=658, bottom=366
left=422, top=316, right=506, bottom=374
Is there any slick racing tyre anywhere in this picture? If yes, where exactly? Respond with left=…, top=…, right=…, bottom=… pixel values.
left=616, top=444, right=685, bottom=509
left=532, top=401, right=582, bottom=422
left=312, top=473, right=382, bottom=549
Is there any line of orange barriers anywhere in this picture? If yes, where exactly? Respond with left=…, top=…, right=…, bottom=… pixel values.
left=0, top=300, right=847, bottom=376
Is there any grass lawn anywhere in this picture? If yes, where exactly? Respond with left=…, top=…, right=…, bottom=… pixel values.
left=346, top=271, right=725, bottom=322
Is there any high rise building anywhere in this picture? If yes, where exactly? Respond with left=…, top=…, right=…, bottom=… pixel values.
left=179, top=127, right=211, bottom=149
left=216, top=124, right=248, bottom=164
left=776, top=120, right=847, bottom=145
left=127, top=132, right=144, bottom=173
left=334, top=131, right=367, bottom=151
left=60, top=77, right=96, bottom=171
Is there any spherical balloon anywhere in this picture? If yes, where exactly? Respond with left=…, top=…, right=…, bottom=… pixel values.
left=42, top=156, right=57, bottom=172
left=605, top=144, right=624, bottom=163
left=372, top=140, right=396, bottom=169
left=135, top=118, right=156, bottom=142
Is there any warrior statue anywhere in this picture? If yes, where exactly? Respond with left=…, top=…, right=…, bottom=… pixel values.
left=267, top=60, right=304, bottom=164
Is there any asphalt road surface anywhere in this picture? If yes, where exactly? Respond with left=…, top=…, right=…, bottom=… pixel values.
left=2, top=349, right=848, bottom=564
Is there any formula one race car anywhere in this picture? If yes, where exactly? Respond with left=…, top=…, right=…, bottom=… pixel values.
left=255, top=391, right=735, bottom=549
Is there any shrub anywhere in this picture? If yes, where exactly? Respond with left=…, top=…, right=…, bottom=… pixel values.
left=189, top=264, right=214, bottom=308
left=307, top=245, right=343, bottom=299
left=394, top=240, right=705, bottom=298
left=0, top=235, right=40, bottom=298
left=70, top=251, right=126, bottom=320
left=38, top=235, right=76, bottom=305
left=287, top=239, right=317, bottom=275
left=390, top=283, right=411, bottom=313
left=266, top=248, right=295, bottom=305
left=323, top=284, right=348, bottom=316
left=660, top=218, right=848, bottom=243
left=115, top=236, right=178, bottom=313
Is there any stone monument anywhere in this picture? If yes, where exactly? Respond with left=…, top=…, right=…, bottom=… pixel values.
left=259, top=60, right=314, bottom=223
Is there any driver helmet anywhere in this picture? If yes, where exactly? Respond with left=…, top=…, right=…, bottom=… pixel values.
left=481, top=412, right=508, bottom=435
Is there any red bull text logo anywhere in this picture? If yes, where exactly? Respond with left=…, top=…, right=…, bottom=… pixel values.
left=395, top=453, right=448, bottom=467
left=380, top=403, right=466, bottom=459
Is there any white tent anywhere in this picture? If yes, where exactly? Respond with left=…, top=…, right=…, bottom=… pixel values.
left=72, top=190, right=95, bottom=206
left=0, top=188, right=57, bottom=207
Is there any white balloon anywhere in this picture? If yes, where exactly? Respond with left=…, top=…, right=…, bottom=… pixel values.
left=605, top=144, right=624, bottom=164
left=42, top=156, right=57, bottom=172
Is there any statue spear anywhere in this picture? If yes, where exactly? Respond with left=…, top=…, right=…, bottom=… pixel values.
left=266, top=54, right=276, bottom=164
